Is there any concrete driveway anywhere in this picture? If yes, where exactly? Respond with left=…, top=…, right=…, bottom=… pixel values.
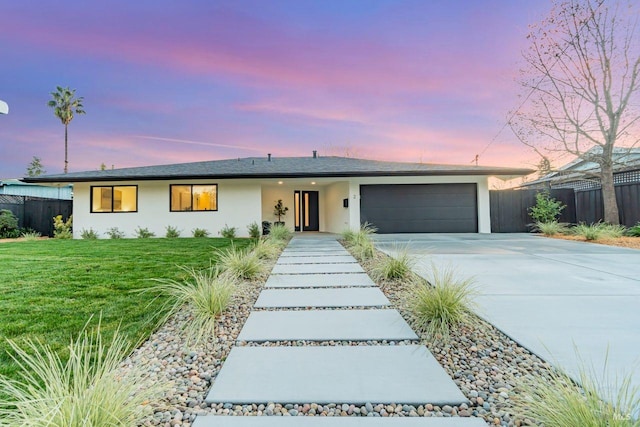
left=374, top=233, right=640, bottom=391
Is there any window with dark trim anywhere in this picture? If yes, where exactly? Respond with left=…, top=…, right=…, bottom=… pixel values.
left=170, top=184, right=217, bottom=211
left=91, top=185, right=138, bottom=213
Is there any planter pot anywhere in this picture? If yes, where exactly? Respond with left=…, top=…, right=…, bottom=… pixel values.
left=274, top=221, right=285, bottom=226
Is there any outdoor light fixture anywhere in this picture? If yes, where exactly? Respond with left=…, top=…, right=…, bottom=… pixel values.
left=311, top=182, right=316, bottom=185
left=0, top=100, right=8, bottom=115
left=278, top=181, right=283, bottom=184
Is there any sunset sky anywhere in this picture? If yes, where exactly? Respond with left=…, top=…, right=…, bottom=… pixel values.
left=0, top=0, right=551, bottom=178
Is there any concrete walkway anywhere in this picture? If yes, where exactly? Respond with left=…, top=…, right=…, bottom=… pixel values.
left=194, top=235, right=485, bottom=426
left=374, top=233, right=640, bottom=392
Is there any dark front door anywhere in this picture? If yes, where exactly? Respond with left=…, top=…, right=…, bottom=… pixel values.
left=294, top=190, right=319, bottom=231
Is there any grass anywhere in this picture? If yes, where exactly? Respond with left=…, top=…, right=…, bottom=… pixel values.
left=627, top=223, right=640, bottom=237
left=535, top=221, right=569, bottom=236
left=572, top=223, right=627, bottom=241
left=146, top=267, right=237, bottom=346
left=216, top=246, right=265, bottom=280
left=406, top=264, right=477, bottom=341
left=342, top=223, right=378, bottom=261
left=252, top=238, right=282, bottom=260
left=268, top=223, right=292, bottom=242
left=372, top=249, right=414, bottom=281
left=514, top=360, right=640, bottom=426
left=0, top=322, right=166, bottom=426
left=0, top=238, right=248, bottom=384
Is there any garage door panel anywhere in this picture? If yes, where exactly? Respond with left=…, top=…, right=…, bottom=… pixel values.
left=360, top=184, right=478, bottom=233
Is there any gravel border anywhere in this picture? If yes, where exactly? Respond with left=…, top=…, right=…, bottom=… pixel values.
left=123, top=239, right=551, bottom=426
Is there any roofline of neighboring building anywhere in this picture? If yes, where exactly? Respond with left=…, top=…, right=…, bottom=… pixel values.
left=23, top=168, right=534, bottom=184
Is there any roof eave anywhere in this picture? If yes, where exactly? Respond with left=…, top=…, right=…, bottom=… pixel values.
left=22, top=168, right=534, bottom=184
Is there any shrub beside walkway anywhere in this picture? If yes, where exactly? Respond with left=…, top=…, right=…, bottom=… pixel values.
left=193, top=236, right=485, bottom=426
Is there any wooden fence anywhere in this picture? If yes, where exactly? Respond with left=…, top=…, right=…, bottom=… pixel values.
left=575, top=183, right=640, bottom=227
left=0, top=196, right=73, bottom=237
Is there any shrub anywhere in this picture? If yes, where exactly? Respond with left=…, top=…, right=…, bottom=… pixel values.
left=105, top=227, right=124, bottom=239
left=372, top=250, right=414, bottom=281
left=627, top=222, right=640, bottom=237
left=529, top=192, right=565, bottom=223
left=514, top=362, right=639, bottom=427
left=268, top=223, right=292, bottom=242
left=0, top=322, right=164, bottom=425
left=53, top=214, right=73, bottom=239
left=165, top=225, right=181, bottom=238
left=134, top=227, right=155, bottom=239
left=81, top=228, right=99, bottom=240
left=406, top=264, right=477, bottom=340
left=192, top=228, right=210, bottom=238
left=147, top=267, right=236, bottom=346
left=216, top=246, right=264, bottom=280
left=534, top=221, right=569, bottom=236
left=219, top=225, right=236, bottom=239
left=20, top=230, right=41, bottom=241
left=252, top=238, right=281, bottom=260
left=247, top=222, right=261, bottom=240
left=0, top=209, right=19, bottom=238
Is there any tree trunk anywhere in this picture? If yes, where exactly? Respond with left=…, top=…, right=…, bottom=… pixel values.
left=64, top=123, right=68, bottom=174
left=600, top=164, right=619, bottom=225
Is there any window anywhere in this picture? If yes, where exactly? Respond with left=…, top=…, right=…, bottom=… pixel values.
left=170, top=184, right=217, bottom=211
left=91, top=186, right=137, bottom=213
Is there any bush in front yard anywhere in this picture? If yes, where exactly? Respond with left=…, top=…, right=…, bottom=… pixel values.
left=405, top=264, right=477, bottom=341
left=372, top=249, right=414, bottom=281
left=534, top=221, right=569, bottom=236
left=529, top=192, right=565, bottom=224
left=0, top=210, right=18, bottom=238
left=0, top=322, right=164, bottom=425
left=53, top=214, right=73, bottom=239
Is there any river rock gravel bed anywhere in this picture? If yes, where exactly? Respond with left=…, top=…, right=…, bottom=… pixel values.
left=124, top=242, right=547, bottom=426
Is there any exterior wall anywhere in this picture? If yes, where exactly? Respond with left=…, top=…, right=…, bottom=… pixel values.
left=323, top=181, right=350, bottom=233
left=261, top=184, right=327, bottom=232
left=347, top=175, right=492, bottom=233
left=72, top=174, right=493, bottom=238
left=73, top=180, right=261, bottom=238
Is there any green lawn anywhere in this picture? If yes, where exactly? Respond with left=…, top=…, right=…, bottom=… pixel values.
left=0, top=237, right=249, bottom=382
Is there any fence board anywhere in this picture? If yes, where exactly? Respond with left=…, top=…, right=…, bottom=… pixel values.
left=576, top=183, right=640, bottom=226
left=490, top=189, right=575, bottom=233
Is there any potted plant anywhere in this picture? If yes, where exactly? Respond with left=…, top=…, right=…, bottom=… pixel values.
left=273, top=199, right=289, bottom=226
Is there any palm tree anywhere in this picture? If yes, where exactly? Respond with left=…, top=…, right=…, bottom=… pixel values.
left=48, top=86, right=85, bottom=173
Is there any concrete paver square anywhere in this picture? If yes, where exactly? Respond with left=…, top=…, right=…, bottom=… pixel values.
left=254, top=287, right=390, bottom=308
left=276, top=255, right=357, bottom=264
left=194, top=416, right=487, bottom=427
left=265, top=273, right=376, bottom=288
left=280, top=250, right=350, bottom=257
left=271, top=263, right=364, bottom=274
left=237, top=309, right=416, bottom=341
left=205, top=345, right=467, bottom=405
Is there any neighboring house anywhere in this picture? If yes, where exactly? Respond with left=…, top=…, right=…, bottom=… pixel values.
left=0, top=179, right=73, bottom=200
left=520, top=147, right=640, bottom=191
left=23, top=154, right=531, bottom=238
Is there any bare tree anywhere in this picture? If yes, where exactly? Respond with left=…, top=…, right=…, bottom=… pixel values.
left=510, top=0, right=640, bottom=224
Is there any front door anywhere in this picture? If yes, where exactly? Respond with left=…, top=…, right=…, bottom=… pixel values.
left=294, top=190, right=319, bottom=231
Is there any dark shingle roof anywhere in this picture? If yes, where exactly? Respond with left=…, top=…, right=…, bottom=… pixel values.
left=23, top=156, right=533, bottom=183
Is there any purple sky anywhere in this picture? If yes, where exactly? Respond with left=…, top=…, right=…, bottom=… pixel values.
left=0, top=0, right=550, bottom=178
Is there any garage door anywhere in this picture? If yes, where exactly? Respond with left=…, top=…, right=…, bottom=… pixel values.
left=360, top=184, right=478, bottom=233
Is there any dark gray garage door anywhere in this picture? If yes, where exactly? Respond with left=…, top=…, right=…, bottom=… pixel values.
left=360, top=184, right=478, bottom=233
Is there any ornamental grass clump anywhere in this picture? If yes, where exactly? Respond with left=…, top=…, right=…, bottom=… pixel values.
left=571, top=222, right=626, bottom=241
left=20, top=230, right=41, bottom=241
left=268, top=223, right=292, bottom=242
left=627, top=222, right=640, bottom=237
left=535, top=221, right=569, bottom=236
left=343, top=223, right=378, bottom=261
left=216, top=246, right=265, bottom=280
left=372, top=249, right=414, bottom=281
left=147, top=267, right=236, bottom=346
left=165, top=225, right=181, bottom=238
left=81, top=228, right=99, bottom=239
left=406, top=264, right=477, bottom=341
left=514, top=360, right=639, bottom=427
left=0, top=322, right=164, bottom=426
left=252, top=238, right=281, bottom=260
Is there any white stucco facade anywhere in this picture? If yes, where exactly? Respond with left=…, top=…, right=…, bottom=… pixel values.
left=71, top=174, right=492, bottom=238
